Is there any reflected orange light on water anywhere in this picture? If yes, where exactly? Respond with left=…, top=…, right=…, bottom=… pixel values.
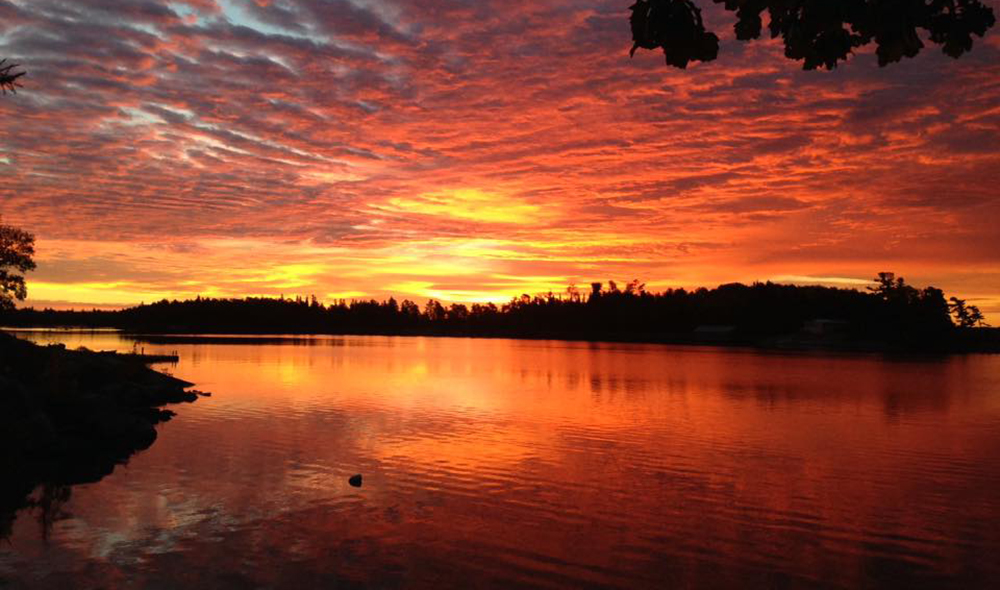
left=6, top=333, right=1000, bottom=587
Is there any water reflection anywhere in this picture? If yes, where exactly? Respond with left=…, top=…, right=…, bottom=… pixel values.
left=2, top=332, right=999, bottom=588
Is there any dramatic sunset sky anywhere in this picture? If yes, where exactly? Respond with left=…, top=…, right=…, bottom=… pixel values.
left=1, top=0, right=998, bottom=313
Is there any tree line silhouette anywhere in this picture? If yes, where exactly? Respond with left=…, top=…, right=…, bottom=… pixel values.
left=4, top=273, right=992, bottom=351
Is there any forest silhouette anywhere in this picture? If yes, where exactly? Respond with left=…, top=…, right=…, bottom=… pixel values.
left=5, top=274, right=994, bottom=352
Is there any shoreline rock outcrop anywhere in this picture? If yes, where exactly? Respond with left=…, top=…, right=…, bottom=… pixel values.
left=0, top=332, right=201, bottom=538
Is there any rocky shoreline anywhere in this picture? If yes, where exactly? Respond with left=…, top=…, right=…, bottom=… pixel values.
left=0, top=332, right=202, bottom=537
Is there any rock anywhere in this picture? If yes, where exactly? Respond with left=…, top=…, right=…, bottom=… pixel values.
left=348, top=474, right=363, bottom=487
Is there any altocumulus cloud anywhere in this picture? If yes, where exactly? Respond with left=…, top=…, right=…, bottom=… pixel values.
left=0, top=0, right=998, bottom=312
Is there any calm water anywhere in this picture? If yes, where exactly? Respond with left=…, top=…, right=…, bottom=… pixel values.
left=3, top=332, right=1000, bottom=589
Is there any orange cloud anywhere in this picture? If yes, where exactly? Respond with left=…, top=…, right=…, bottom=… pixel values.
left=379, top=189, right=547, bottom=225
left=0, top=0, right=997, bottom=315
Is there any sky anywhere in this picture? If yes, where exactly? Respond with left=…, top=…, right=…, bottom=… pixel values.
left=1, top=0, right=998, bottom=314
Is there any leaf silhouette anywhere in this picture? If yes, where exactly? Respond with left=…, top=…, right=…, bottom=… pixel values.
left=629, top=0, right=996, bottom=70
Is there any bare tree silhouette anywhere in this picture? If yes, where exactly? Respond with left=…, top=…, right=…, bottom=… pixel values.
left=630, top=0, right=996, bottom=69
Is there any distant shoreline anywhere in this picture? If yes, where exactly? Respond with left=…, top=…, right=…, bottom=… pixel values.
left=4, top=279, right=997, bottom=353
left=5, top=325, right=999, bottom=355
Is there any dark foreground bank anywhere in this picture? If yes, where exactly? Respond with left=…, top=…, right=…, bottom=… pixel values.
left=0, top=332, right=201, bottom=538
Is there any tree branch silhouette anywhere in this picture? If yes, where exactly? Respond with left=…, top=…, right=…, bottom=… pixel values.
left=0, top=59, right=25, bottom=94
left=629, top=0, right=997, bottom=69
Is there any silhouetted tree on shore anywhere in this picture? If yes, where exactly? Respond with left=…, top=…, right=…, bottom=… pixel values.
left=865, top=272, right=952, bottom=338
left=0, top=220, right=36, bottom=310
left=629, top=0, right=996, bottom=69
left=949, top=296, right=988, bottom=327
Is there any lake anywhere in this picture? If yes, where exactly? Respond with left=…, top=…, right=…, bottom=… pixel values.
left=2, top=331, right=1000, bottom=588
